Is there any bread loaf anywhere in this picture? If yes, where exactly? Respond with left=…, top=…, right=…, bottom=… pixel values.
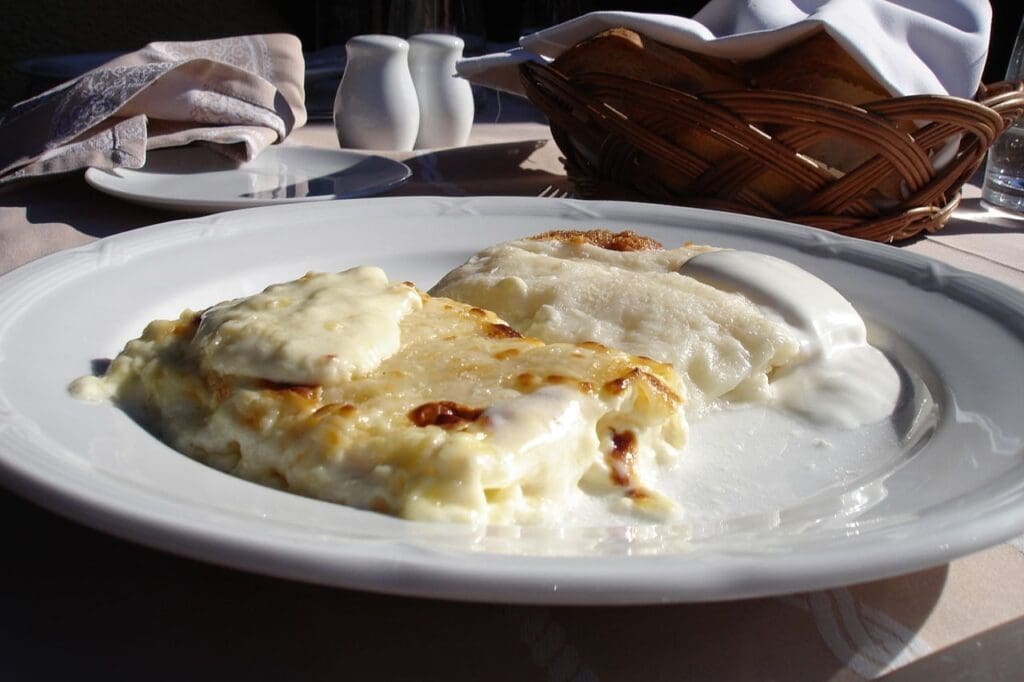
left=552, top=27, right=748, bottom=93
left=754, top=30, right=911, bottom=199
left=549, top=27, right=909, bottom=204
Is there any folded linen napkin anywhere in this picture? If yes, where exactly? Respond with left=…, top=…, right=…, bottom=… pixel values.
left=0, top=34, right=306, bottom=185
left=458, top=0, right=992, bottom=99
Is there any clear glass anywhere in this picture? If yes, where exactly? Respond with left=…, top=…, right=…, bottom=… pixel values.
left=982, top=18, right=1024, bottom=213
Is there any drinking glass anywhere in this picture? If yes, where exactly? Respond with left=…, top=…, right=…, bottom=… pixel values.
left=982, top=17, right=1024, bottom=213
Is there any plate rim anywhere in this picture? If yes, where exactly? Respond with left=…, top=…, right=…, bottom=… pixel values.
left=2, top=195, right=1024, bottom=605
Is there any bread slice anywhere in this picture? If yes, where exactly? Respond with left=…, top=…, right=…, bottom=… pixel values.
left=753, top=30, right=891, bottom=104
left=550, top=28, right=819, bottom=207
left=548, top=27, right=910, bottom=204
left=552, top=27, right=749, bottom=93
left=753, top=29, right=911, bottom=199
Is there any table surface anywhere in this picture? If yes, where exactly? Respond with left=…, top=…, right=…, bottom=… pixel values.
left=2, top=110, right=1024, bottom=681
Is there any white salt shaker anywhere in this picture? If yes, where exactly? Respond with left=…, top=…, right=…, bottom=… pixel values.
left=408, top=33, right=474, bottom=149
left=333, top=35, right=419, bottom=151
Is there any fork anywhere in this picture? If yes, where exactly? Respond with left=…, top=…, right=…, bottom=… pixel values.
left=537, top=185, right=573, bottom=199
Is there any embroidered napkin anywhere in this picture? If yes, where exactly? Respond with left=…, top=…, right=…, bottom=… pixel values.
left=457, top=0, right=992, bottom=98
left=0, top=34, right=306, bottom=185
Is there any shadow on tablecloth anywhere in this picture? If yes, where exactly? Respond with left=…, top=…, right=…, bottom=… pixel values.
left=0, top=137, right=567, bottom=263
left=926, top=198, right=1024, bottom=236
left=0, top=172, right=188, bottom=234
left=2, top=483, right=945, bottom=682
left=874, top=614, right=1024, bottom=681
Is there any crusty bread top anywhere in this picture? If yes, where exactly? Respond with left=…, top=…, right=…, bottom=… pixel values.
left=548, top=26, right=903, bottom=202
left=553, top=27, right=888, bottom=106
left=527, top=229, right=664, bottom=252
left=551, top=28, right=748, bottom=93
left=753, top=30, right=891, bottom=104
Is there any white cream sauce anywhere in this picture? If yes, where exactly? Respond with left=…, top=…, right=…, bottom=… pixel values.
left=483, top=385, right=601, bottom=457
left=192, top=267, right=422, bottom=385
left=679, top=250, right=901, bottom=428
left=68, top=374, right=114, bottom=402
left=478, top=386, right=604, bottom=515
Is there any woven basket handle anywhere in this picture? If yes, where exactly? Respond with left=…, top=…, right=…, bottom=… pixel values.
left=977, top=80, right=1024, bottom=132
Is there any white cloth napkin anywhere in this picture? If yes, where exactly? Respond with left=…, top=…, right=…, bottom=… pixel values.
left=458, top=0, right=992, bottom=99
left=0, top=34, right=307, bottom=185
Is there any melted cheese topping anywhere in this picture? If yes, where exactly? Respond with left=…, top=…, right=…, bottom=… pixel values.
left=74, top=268, right=687, bottom=525
left=430, top=239, right=801, bottom=412
left=194, top=267, right=422, bottom=385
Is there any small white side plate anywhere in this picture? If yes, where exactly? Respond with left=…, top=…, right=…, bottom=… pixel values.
left=84, top=145, right=411, bottom=212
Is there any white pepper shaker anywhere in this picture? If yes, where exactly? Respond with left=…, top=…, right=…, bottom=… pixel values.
left=408, top=33, right=474, bottom=149
left=333, top=35, right=419, bottom=151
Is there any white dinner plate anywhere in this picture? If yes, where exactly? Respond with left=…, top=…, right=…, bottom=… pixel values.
left=84, top=145, right=411, bottom=212
left=2, top=197, right=1024, bottom=605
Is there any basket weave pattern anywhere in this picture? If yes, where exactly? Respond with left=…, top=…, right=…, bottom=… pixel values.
left=520, top=61, right=1024, bottom=242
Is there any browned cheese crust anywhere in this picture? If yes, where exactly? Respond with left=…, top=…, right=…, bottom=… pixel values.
left=526, top=229, right=664, bottom=252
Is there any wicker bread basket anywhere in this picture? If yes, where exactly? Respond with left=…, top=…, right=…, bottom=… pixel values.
left=520, top=60, right=1024, bottom=242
